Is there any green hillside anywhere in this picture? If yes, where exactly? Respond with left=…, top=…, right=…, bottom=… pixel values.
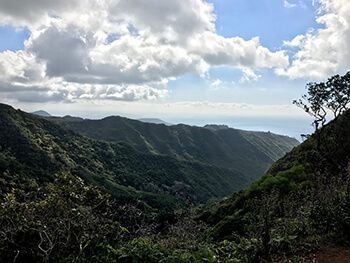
left=48, top=115, right=299, bottom=181
left=104, top=108, right=349, bottom=263
left=0, top=103, right=301, bottom=262
left=0, top=103, right=251, bottom=211
left=199, top=109, right=350, bottom=261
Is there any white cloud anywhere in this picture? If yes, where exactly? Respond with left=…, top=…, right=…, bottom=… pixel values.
left=211, top=79, right=223, bottom=87
left=284, top=0, right=308, bottom=9
left=0, top=0, right=289, bottom=103
left=209, top=78, right=225, bottom=90
left=190, top=33, right=288, bottom=69
left=284, top=0, right=297, bottom=8
left=278, top=0, right=350, bottom=80
left=0, top=50, right=45, bottom=84
left=240, top=68, right=261, bottom=83
left=0, top=0, right=79, bottom=27
left=76, top=84, right=168, bottom=102
left=283, top=34, right=306, bottom=48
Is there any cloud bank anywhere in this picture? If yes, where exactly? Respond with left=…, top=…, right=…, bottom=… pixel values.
left=279, top=0, right=350, bottom=79
left=1, top=0, right=350, bottom=103
left=0, top=0, right=288, bottom=102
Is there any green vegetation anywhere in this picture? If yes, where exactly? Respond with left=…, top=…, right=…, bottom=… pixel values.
left=0, top=103, right=253, bottom=211
left=50, top=113, right=298, bottom=181
left=0, top=102, right=299, bottom=262
left=198, top=73, right=350, bottom=261
left=196, top=117, right=350, bottom=260
left=0, top=172, right=154, bottom=262
left=294, top=72, right=350, bottom=131
left=4, top=70, right=350, bottom=263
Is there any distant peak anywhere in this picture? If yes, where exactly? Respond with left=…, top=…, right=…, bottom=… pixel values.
left=31, top=110, right=51, bottom=117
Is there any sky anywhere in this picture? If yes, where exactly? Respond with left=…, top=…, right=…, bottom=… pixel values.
left=0, top=0, right=349, bottom=138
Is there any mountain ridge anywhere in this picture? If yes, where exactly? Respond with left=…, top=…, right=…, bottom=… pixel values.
left=0, top=103, right=250, bottom=210
left=50, top=114, right=299, bottom=181
left=198, top=109, right=350, bottom=260
left=138, top=118, right=173, bottom=126
left=31, top=110, right=51, bottom=117
left=0, top=102, right=309, bottom=262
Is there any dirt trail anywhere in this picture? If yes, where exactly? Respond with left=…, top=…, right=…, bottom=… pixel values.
left=312, top=247, right=350, bottom=263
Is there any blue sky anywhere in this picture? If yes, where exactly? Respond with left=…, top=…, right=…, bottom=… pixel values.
left=210, top=0, right=319, bottom=48
left=0, top=0, right=347, bottom=138
left=165, top=0, right=320, bottom=104
left=0, top=25, right=30, bottom=52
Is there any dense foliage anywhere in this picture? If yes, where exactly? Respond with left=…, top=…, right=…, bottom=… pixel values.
left=0, top=103, right=299, bottom=262
left=200, top=109, right=350, bottom=261
left=0, top=173, right=136, bottom=262
left=7, top=101, right=343, bottom=262
left=50, top=114, right=298, bottom=180
left=0, top=103, right=252, bottom=211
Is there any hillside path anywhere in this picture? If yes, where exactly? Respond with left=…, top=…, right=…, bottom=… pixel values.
left=310, top=246, right=350, bottom=263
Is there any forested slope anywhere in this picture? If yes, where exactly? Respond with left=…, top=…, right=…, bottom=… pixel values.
left=200, top=109, right=350, bottom=261
left=49, top=115, right=299, bottom=181
left=0, top=103, right=248, bottom=210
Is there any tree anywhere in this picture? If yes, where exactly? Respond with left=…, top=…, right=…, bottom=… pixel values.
left=293, top=81, right=329, bottom=132
left=294, top=71, right=350, bottom=132
left=326, top=72, right=350, bottom=118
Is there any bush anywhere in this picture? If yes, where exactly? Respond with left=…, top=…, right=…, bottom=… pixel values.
left=0, top=173, right=123, bottom=263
